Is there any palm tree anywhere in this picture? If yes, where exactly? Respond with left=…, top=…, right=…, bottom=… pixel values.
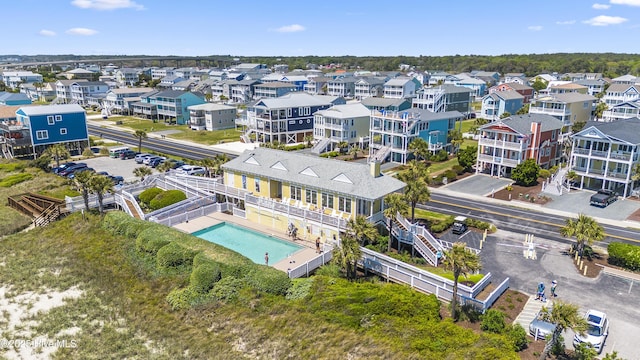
left=332, top=234, right=361, bottom=280
left=44, top=143, right=70, bottom=169
left=398, top=160, right=430, bottom=222
left=74, top=170, right=95, bottom=211
left=408, top=138, right=430, bottom=163
left=133, top=130, right=147, bottom=153
left=89, top=174, right=114, bottom=215
left=133, top=166, right=152, bottom=181
left=383, top=193, right=409, bottom=252
left=538, top=301, right=588, bottom=360
left=441, top=242, right=481, bottom=321
left=560, top=214, right=605, bottom=259
left=448, top=129, right=464, bottom=154
left=156, top=160, right=173, bottom=173
left=348, top=145, right=360, bottom=160
left=212, top=153, right=230, bottom=177
left=200, top=157, right=215, bottom=178
left=303, top=135, right=314, bottom=147
left=345, top=215, right=378, bottom=246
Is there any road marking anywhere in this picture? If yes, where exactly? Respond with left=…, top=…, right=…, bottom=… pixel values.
left=431, top=199, right=640, bottom=244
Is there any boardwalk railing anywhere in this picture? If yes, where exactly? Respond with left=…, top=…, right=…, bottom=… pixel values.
left=150, top=203, right=232, bottom=227
left=121, top=190, right=144, bottom=218
left=287, top=245, right=334, bottom=279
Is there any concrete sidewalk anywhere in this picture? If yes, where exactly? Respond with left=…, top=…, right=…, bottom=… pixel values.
left=513, top=295, right=552, bottom=331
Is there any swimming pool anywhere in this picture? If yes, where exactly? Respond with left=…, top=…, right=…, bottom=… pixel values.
left=192, top=222, right=303, bottom=265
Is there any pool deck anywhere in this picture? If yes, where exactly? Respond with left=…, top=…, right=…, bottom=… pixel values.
left=172, top=212, right=321, bottom=272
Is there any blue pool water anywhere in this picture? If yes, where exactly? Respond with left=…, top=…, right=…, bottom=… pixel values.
left=192, top=222, right=303, bottom=265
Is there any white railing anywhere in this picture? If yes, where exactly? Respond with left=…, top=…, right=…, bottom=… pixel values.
left=232, top=207, right=246, bottom=218
left=311, top=138, right=331, bottom=154
left=244, top=194, right=348, bottom=229
left=370, top=145, right=391, bottom=163
left=121, top=190, right=144, bottom=218
left=114, top=193, right=133, bottom=217
left=150, top=203, right=231, bottom=226
left=478, top=137, right=524, bottom=151
left=287, top=245, right=334, bottom=278
left=146, top=196, right=218, bottom=221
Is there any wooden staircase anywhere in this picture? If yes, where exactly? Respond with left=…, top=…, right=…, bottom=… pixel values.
left=124, top=198, right=142, bottom=219
left=7, top=193, right=68, bottom=227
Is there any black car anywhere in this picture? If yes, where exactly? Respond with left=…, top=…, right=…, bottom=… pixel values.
left=53, top=162, right=77, bottom=174
left=108, top=175, right=124, bottom=185
left=57, top=163, right=88, bottom=177
left=119, top=150, right=137, bottom=159
left=67, top=167, right=94, bottom=179
left=148, top=157, right=165, bottom=167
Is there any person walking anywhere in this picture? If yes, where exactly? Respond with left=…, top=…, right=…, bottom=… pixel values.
left=265, top=252, right=269, bottom=266
left=551, top=280, right=558, bottom=297
left=316, top=237, right=321, bottom=253
left=536, top=282, right=546, bottom=301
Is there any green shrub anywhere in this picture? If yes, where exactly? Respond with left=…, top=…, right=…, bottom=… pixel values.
left=320, top=151, right=340, bottom=158
left=431, top=216, right=455, bottom=233
left=166, top=286, right=206, bottom=310
left=433, top=149, right=449, bottom=162
left=245, top=268, right=292, bottom=295
left=99, top=147, right=109, bottom=156
left=286, top=278, right=314, bottom=300
left=314, top=263, right=342, bottom=278
left=608, top=242, right=640, bottom=271
left=149, top=189, right=187, bottom=210
left=443, top=169, right=457, bottom=182
left=209, top=276, right=245, bottom=302
left=139, top=187, right=164, bottom=207
left=101, top=211, right=153, bottom=238
left=0, top=173, right=33, bottom=187
left=430, top=175, right=444, bottom=186
left=539, top=169, right=551, bottom=179
left=190, top=262, right=222, bottom=293
left=156, top=242, right=197, bottom=270
left=82, top=148, right=94, bottom=157
left=135, top=227, right=172, bottom=255
left=466, top=218, right=493, bottom=231
left=506, top=323, right=528, bottom=352
left=285, top=144, right=306, bottom=151
left=0, top=163, right=25, bottom=172
left=452, top=164, right=465, bottom=175
left=218, top=262, right=255, bottom=279
left=481, top=309, right=506, bottom=333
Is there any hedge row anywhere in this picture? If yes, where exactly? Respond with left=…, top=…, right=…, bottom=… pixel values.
left=608, top=242, right=640, bottom=271
left=149, top=189, right=187, bottom=210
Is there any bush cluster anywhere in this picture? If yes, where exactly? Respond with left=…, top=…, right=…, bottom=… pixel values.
left=149, top=190, right=187, bottom=211
left=431, top=216, right=455, bottom=233
left=156, top=242, right=197, bottom=270
left=284, top=144, right=307, bottom=151
left=608, top=242, right=640, bottom=271
left=135, top=227, right=172, bottom=255
left=101, top=211, right=153, bottom=238
left=139, top=187, right=164, bottom=207
left=465, top=218, right=493, bottom=231
left=480, top=309, right=528, bottom=351
left=320, top=151, right=340, bottom=158
left=0, top=173, right=34, bottom=187
left=190, top=261, right=222, bottom=293
left=451, top=164, right=465, bottom=175
left=245, top=268, right=292, bottom=296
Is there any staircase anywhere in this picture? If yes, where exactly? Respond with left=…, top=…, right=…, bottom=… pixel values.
left=311, top=138, right=331, bottom=154
left=7, top=193, right=67, bottom=226
left=542, top=165, right=569, bottom=196
left=390, top=213, right=444, bottom=266
left=370, top=145, right=391, bottom=163
left=124, top=198, right=142, bottom=219
left=240, top=128, right=254, bottom=143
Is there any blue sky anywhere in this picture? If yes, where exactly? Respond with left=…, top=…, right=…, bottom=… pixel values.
left=5, top=0, right=640, bottom=56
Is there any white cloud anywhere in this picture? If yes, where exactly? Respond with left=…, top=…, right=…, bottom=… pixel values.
left=528, top=25, right=543, bottom=31
left=39, top=30, right=56, bottom=36
left=583, top=15, right=628, bottom=25
left=66, top=28, right=98, bottom=36
left=593, top=3, right=611, bottom=9
left=71, top=0, right=144, bottom=10
left=610, top=0, right=640, bottom=6
left=556, top=20, right=576, bottom=25
left=273, top=24, right=306, bottom=33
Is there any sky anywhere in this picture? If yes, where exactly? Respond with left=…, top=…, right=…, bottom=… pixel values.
left=4, top=0, right=640, bottom=57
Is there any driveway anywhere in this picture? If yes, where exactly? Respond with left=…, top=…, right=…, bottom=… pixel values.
left=441, top=174, right=513, bottom=197
left=544, top=190, right=640, bottom=222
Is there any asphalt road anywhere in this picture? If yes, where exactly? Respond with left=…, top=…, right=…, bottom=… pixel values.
left=87, top=124, right=237, bottom=161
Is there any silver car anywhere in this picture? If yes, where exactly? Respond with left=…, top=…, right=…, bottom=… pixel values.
left=573, top=309, right=609, bottom=354
left=529, top=309, right=557, bottom=340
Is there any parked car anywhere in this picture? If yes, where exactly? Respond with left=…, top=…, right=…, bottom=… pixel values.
left=164, top=159, right=185, bottom=170
left=57, top=163, right=88, bottom=177
left=573, top=309, right=609, bottom=354
left=148, top=157, right=167, bottom=168
left=135, top=153, right=152, bottom=164
left=119, top=150, right=137, bottom=159
left=67, top=167, right=94, bottom=179
left=108, top=175, right=124, bottom=185
left=529, top=309, right=557, bottom=340
left=53, top=162, right=77, bottom=174
left=451, top=216, right=468, bottom=235
left=176, top=165, right=206, bottom=176
left=589, top=189, right=618, bottom=208
left=144, top=155, right=164, bottom=166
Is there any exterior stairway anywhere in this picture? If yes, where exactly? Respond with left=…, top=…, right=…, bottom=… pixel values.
left=240, top=129, right=253, bottom=143
left=124, top=198, right=142, bottom=219
left=542, top=165, right=569, bottom=196
left=370, top=145, right=391, bottom=163
left=311, top=138, right=331, bottom=154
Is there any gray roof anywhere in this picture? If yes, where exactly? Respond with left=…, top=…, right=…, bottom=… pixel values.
left=18, top=104, right=85, bottom=116
left=384, top=77, right=413, bottom=86
left=222, top=147, right=406, bottom=200
left=110, top=87, right=153, bottom=94
left=360, top=97, right=410, bottom=107
left=439, top=84, right=472, bottom=94
left=56, top=79, right=88, bottom=86
left=480, top=114, right=563, bottom=134
left=253, top=93, right=332, bottom=108
left=552, top=92, right=596, bottom=103
left=575, top=79, right=606, bottom=86
left=607, top=84, right=640, bottom=93
left=315, top=103, right=370, bottom=118
left=580, top=117, right=640, bottom=144
left=488, top=90, right=524, bottom=101
left=254, top=81, right=296, bottom=88
left=0, top=92, right=30, bottom=102
left=502, top=82, right=533, bottom=91
left=188, top=103, right=235, bottom=111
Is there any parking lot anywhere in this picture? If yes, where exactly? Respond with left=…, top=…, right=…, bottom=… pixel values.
left=68, top=155, right=160, bottom=183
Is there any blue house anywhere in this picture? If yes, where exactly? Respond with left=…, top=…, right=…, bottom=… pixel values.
left=10, top=104, right=88, bottom=158
left=0, top=92, right=32, bottom=106
left=132, top=90, right=206, bottom=125
left=480, top=90, right=524, bottom=121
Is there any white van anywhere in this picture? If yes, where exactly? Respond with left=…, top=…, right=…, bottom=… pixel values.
left=108, top=146, right=130, bottom=158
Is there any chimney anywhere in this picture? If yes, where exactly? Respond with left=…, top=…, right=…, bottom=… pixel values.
left=370, top=161, right=381, bottom=178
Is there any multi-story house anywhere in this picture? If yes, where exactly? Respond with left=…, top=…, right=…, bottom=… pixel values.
left=0, top=92, right=31, bottom=106
left=502, top=73, right=528, bottom=85
left=383, top=77, right=421, bottom=99
left=480, top=90, right=524, bottom=121
left=529, top=93, right=595, bottom=128
left=115, top=68, right=140, bottom=87
left=247, top=93, right=339, bottom=144
left=253, top=82, right=297, bottom=100
left=610, top=74, right=637, bottom=85
left=151, top=67, right=175, bottom=80
left=7, top=104, right=89, bottom=158
left=354, top=77, right=386, bottom=100
left=187, top=103, right=236, bottom=131
left=426, top=71, right=451, bottom=86
left=303, top=76, right=331, bottom=95
left=229, top=79, right=261, bottom=104
left=221, top=148, right=406, bottom=240
left=603, top=84, right=640, bottom=107
left=102, top=87, right=153, bottom=115
left=1, top=71, right=43, bottom=90
left=470, top=71, right=501, bottom=85
left=601, top=101, right=640, bottom=122
left=490, top=83, right=535, bottom=103
left=159, top=75, right=185, bottom=88
left=476, top=114, right=564, bottom=177
left=575, top=79, right=608, bottom=96
left=20, top=82, right=56, bottom=102
left=70, top=81, right=110, bottom=106
left=173, top=67, right=198, bottom=79
left=132, top=90, right=206, bottom=125
left=55, top=79, right=89, bottom=104
left=326, top=77, right=357, bottom=98
left=313, top=103, right=370, bottom=152
left=413, top=84, right=472, bottom=114
left=549, top=83, right=588, bottom=95
left=368, top=108, right=464, bottom=164
left=569, top=118, right=640, bottom=197
left=62, top=68, right=96, bottom=80
left=361, top=97, right=412, bottom=112
left=561, top=73, right=603, bottom=81
left=260, top=74, right=308, bottom=91
left=448, top=75, right=486, bottom=99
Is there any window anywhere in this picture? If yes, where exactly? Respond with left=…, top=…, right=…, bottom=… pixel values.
left=291, top=185, right=302, bottom=200
left=545, top=148, right=551, bottom=156
left=287, top=108, right=292, bottom=117
left=60, top=128, right=67, bottom=135
left=55, top=115, right=62, bottom=121
left=255, top=177, right=260, bottom=192
left=36, top=130, right=48, bottom=140
left=47, top=116, right=55, bottom=125
left=305, top=189, right=317, bottom=205
left=338, top=196, right=351, bottom=213
left=322, top=193, right=333, bottom=209
left=551, top=130, right=556, bottom=140
left=241, top=175, right=247, bottom=189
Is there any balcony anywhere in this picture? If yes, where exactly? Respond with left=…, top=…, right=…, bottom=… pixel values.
left=529, top=106, right=570, bottom=116
left=478, top=137, right=523, bottom=151
left=478, top=154, right=520, bottom=167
